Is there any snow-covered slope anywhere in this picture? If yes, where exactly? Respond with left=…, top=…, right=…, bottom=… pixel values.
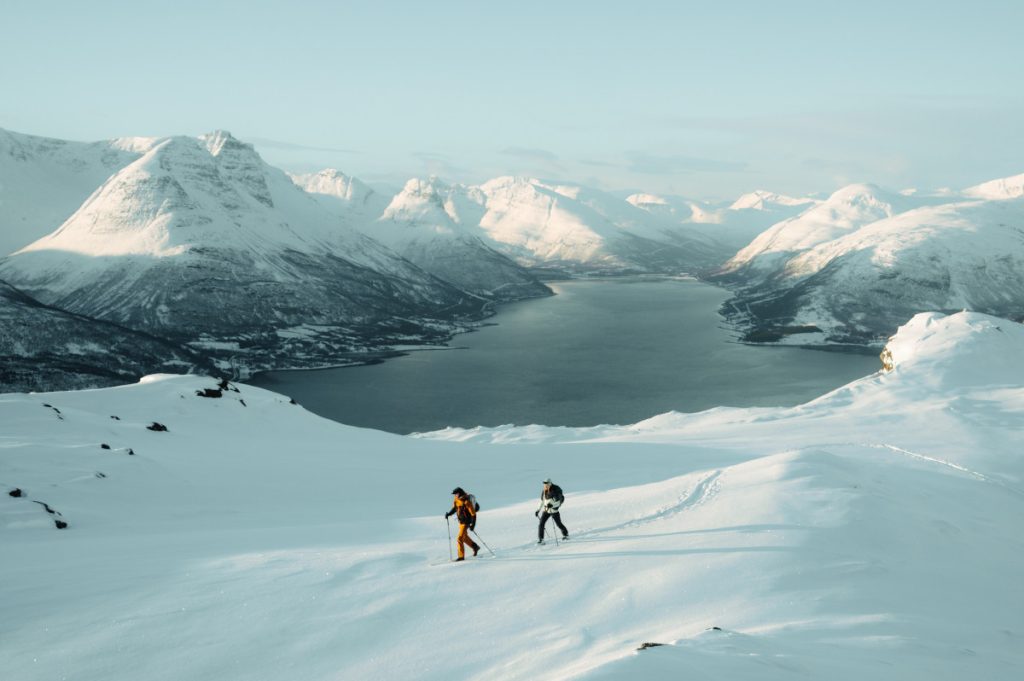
left=716, top=175, right=1024, bottom=345
left=0, top=132, right=483, bottom=372
left=3, top=311, right=1022, bottom=680
left=289, top=168, right=390, bottom=225
left=963, top=172, right=1024, bottom=200
left=0, top=128, right=157, bottom=256
left=722, top=184, right=916, bottom=276
left=296, top=172, right=729, bottom=277
left=474, top=176, right=728, bottom=273
left=298, top=174, right=551, bottom=302
left=629, top=190, right=819, bottom=251
left=728, top=189, right=814, bottom=212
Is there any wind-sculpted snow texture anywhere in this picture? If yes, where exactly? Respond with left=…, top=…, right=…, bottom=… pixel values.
left=715, top=178, right=1024, bottom=345
left=0, top=131, right=485, bottom=378
left=2, top=312, right=1022, bottom=680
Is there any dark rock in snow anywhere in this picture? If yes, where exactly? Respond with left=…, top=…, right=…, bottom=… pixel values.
left=8, top=488, right=23, bottom=497
left=55, top=519, right=68, bottom=529
left=196, top=388, right=222, bottom=398
left=637, top=642, right=665, bottom=650
left=100, top=443, right=111, bottom=450
left=147, top=422, right=168, bottom=432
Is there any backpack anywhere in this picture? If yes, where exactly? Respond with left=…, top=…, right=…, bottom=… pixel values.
left=468, top=494, right=481, bottom=512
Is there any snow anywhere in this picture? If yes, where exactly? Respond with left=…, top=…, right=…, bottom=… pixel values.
left=297, top=171, right=727, bottom=273
left=724, top=184, right=916, bottom=273
left=728, top=189, right=815, bottom=211
left=2, top=311, right=1022, bottom=680
left=963, top=172, right=1024, bottom=200
left=716, top=172, right=1024, bottom=344
left=627, top=190, right=820, bottom=250
left=0, top=128, right=157, bottom=256
left=0, top=130, right=480, bottom=350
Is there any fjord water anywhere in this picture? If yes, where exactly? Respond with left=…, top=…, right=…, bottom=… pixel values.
left=251, top=279, right=880, bottom=433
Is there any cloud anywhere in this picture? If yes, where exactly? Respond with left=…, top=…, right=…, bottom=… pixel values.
left=412, top=151, right=472, bottom=179
left=624, top=152, right=747, bottom=175
left=499, top=146, right=560, bottom=163
left=246, top=137, right=358, bottom=154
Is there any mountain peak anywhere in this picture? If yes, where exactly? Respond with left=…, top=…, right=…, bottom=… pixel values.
left=400, top=176, right=452, bottom=197
left=626, top=193, right=669, bottom=207
left=200, top=130, right=244, bottom=156
left=729, top=190, right=813, bottom=211
left=882, top=312, right=1024, bottom=387
left=290, top=169, right=376, bottom=206
left=964, top=172, right=1024, bottom=200
left=826, top=182, right=885, bottom=201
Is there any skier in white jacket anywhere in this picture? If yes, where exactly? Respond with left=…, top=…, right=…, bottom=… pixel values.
left=535, top=478, right=569, bottom=544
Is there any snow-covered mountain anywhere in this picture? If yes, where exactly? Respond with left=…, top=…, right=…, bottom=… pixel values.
left=289, top=168, right=390, bottom=225
left=629, top=189, right=818, bottom=250
left=0, top=279, right=212, bottom=392
left=0, top=131, right=484, bottom=373
left=295, top=173, right=551, bottom=302
left=714, top=176, right=1024, bottom=344
left=296, top=172, right=729, bottom=278
left=0, top=128, right=157, bottom=256
left=963, top=172, right=1024, bottom=200
left=721, top=184, right=917, bottom=277
left=3, top=311, right=1021, bottom=680
left=472, top=176, right=728, bottom=274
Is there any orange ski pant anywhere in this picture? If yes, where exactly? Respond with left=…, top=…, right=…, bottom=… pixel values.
left=457, top=523, right=479, bottom=559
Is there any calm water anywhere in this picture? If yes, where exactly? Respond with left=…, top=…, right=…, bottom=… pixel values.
left=251, top=279, right=881, bottom=433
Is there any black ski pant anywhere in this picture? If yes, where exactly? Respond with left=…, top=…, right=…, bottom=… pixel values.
left=538, top=511, right=568, bottom=540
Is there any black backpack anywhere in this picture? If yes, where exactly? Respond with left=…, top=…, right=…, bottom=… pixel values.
left=468, top=493, right=481, bottom=512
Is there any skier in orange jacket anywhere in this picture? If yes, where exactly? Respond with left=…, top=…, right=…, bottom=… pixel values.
left=444, top=487, right=480, bottom=561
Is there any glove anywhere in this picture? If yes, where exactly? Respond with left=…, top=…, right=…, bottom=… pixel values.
left=534, top=510, right=539, bottom=518
left=444, top=511, right=452, bottom=518
left=470, top=523, right=476, bottom=531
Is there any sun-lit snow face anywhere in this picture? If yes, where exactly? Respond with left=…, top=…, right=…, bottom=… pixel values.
left=963, top=173, right=1024, bottom=200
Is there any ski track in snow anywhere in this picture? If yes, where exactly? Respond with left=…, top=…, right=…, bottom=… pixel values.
left=783, top=439, right=1024, bottom=498
left=869, top=442, right=1024, bottom=498
left=478, top=470, right=724, bottom=560
left=574, top=470, right=723, bottom=539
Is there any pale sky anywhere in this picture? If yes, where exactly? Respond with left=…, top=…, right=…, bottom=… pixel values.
left=2, top=0, right=1022, bottom=199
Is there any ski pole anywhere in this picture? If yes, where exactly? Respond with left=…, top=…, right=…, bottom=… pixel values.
left=542, top=508, right=559, bottom=546
left=446, top=516, right=453, bottom=562
left=470, top=529, right=496, bottom=557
